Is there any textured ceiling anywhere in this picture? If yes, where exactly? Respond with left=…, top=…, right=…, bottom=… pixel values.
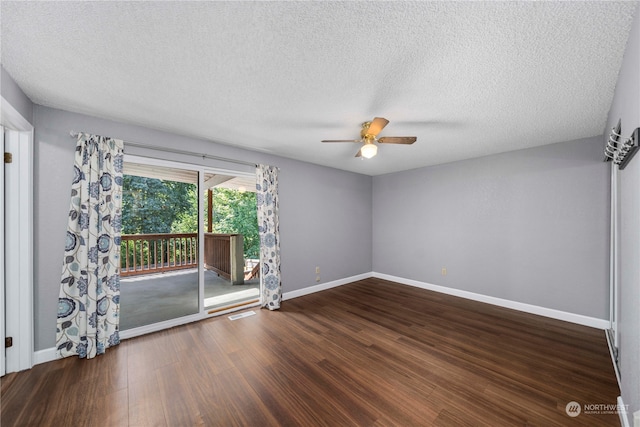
left=1, top=1, right=637, bottom=175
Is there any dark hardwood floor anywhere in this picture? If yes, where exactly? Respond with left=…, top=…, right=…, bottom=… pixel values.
left=1, top=278, right=619, bottom=426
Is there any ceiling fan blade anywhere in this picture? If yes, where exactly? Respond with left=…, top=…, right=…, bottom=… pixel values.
left=321, top=139, right=361, bottom=143
left=378, top=136, right=417, bottom=144
left=355, top=149, right=362, bottom=157
left=366, top=117, right=389, bottom=137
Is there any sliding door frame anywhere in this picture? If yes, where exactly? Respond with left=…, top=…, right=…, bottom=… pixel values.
left=120, top=154, right=260, bottom=340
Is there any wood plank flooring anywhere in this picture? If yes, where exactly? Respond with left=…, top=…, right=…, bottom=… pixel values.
left=1, top=278, right=620, bottom=426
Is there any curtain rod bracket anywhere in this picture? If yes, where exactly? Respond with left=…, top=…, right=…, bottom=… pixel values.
left=603, top=120, right=639, bottom=170
left=617, top=127, right=639, bottom=170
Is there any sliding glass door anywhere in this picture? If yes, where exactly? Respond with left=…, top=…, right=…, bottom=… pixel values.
left=119, top=161, right=200, bottom=330
left=118, top=156, right=260, bottom=334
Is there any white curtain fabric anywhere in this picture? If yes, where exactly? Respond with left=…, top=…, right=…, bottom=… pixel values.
left=256, top=164, right=281, bottom=310
left=56, top=133, right=124, bottom=359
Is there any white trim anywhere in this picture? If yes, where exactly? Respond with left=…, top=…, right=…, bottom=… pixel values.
left=610, top=164, right=621, bottom=348
left=120, top=313, right=205, bottom=341
left=610, top=164, right=615, bottom=330
left=17, top=131, right=33, bottom=370
left=1, top=126, right=5, bottom=376
left=618, top=396, right=630, bottom=427
left=3, top=128, right=34, bottom=373
left=372, top=272, right=610, bottom=329
left=33, top=347, right=57, bottom=366
left=1, top=97, right=33, bottom=132
left=125, top=154, right=254, bottom=181
left=1, top=96, right=34, bottom=374
left=282, top=272, right=372, bottom=301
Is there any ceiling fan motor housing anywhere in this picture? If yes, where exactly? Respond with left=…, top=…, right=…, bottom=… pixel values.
left=360, top=121, right=378, bottom=141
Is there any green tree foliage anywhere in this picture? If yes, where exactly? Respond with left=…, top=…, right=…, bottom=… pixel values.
left=122, top=175, right=196, bottom=234
left=210, top=188, right=259, bottom=259
left=122, top=175, right=258, bottom=259
left=171, top=185, right=199, bottom=233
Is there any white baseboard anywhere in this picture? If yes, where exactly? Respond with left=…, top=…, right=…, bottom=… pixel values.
left=372, top=272, right=609, bottom=330
left=32, top=271, right=609, bottom=367
left=282, top=272, right=372, bottom=301
left=33, top=347, right=56, bottom=365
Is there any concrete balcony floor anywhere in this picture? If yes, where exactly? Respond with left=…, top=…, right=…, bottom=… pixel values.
left=120, top=269, right=260, bottom=331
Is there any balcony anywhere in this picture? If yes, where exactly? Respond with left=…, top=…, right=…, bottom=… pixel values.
left=119, top=232, right=259, bottom=330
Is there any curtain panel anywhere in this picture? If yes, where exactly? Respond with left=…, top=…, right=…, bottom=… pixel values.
left=256, top=165, right=281, bottom=310
left=56, top=133, right=124, bottom=359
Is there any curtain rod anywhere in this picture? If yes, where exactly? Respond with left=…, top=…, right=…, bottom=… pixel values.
left=69, top=130, right=258, bottom=168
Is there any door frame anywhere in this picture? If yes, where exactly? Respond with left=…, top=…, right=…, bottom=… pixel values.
left=1, top=96, right=34, bottom=374
left=1, top=125, right=5, bottom=376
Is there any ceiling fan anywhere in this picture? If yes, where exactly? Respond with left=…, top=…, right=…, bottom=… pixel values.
left=321, top=117, right=416, bottom=159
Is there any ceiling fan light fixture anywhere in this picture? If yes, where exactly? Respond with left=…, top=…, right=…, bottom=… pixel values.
left=321, top=117, right=415, bottom=160
left=360, top=142, right=377, bottom=159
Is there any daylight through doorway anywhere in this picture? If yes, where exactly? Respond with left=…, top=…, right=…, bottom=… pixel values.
left=202, top=172, right=260, bottom=311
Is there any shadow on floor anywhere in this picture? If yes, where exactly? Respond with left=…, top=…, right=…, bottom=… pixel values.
left=120, top=269, right=260, bottom=331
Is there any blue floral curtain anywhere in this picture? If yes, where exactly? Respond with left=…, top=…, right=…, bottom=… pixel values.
left=56, top=132, right=124, bottom=359
left=256, top=164, right=281, bottom=310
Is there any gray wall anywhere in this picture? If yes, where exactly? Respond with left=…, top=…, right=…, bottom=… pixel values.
left=372, top=136, right=610, bottom=318
left=605, top=4, right=640, bottom=424
left=33, top=105, right=372, bottom=350
left=1, top=65, right=33, bottom=124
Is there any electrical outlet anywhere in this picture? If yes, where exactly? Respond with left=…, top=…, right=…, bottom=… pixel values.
left=315, top=266, right=320, bottom=274
left=441, top=267, right=447, bottom=276
left=316, top=275, right=321, bottom=282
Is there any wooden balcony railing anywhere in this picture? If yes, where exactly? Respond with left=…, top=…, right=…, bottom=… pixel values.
left=120, top=233, right=198, bottom=277
left=119, top=232, right=246, bottom=284
left=204, top=233, right=244, bottom=285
